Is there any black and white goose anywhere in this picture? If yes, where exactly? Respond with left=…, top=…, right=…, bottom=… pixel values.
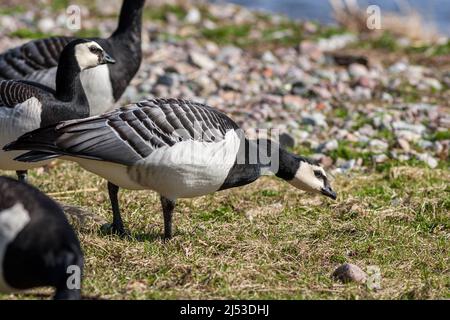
left=0, top=0, right=144, bottom=116
left=5, top=98, right=337, bottom=239
left=0, top=39, right=115, bottom=182
left=0, top=176, right=83, bottom=300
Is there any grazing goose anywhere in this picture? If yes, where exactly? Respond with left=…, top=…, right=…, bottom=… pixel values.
left=5, top=98, right=337, bottom=239
left=0, top=0, right=144, bottom=116
left=0, top=176, right=83, bottom=300
left=0, top=39, right=116, bottom=182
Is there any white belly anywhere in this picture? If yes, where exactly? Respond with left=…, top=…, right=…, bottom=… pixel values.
left=0, top=97, right=51, bottom=171
left=0, top=203, right=30, bottom=292
left=70, top=157, right=143, bottom=190
left=128, top=130, right=241, bottom=199
left=80, top=65, right=116, bottom=116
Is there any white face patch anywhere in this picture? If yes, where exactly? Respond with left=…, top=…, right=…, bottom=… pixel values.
left=288, top=162, right=326, bottom=193
left=75, top=41, right=104, bottom=70
left=0, top=203, right=31, bottom=292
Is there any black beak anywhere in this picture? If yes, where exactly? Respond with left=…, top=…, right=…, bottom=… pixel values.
left=321, top=186, right=337, bottom=200
left=102, top=53, right=116, bottom=64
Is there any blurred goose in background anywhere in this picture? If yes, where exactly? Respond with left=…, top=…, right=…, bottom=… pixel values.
left=0, top=0, right=144, bottom=116
left=5, top=98, right=337, bottom=240
left=0, top=176, right=83, bottom=300
left=0, top=39, right=115, bottom=182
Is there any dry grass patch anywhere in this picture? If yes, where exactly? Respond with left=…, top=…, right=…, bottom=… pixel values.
left=0, top=162, right=448, bottom=299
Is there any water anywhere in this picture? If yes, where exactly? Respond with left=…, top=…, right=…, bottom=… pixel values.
left=216, top=0, right=450, bottom=35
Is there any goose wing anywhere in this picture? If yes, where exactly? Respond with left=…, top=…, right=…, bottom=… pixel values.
left=0, top=80, right=50, bottom=108
left=7, top=98, right=241, bottom=165
left=0, top=37, right=74, bottom=87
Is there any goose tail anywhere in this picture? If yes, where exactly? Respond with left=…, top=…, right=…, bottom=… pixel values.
left=3, top=125, right=63, bottom=163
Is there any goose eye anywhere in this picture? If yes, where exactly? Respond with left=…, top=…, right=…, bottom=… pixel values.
left=314, top=170, right=324, bottom=179
left=89, top=46, right=100, bottom=54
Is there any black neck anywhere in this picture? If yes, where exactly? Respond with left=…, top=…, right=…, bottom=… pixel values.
left=54, top=57, right=86, bottom=105
left=111, top=0, right=145, bottom=38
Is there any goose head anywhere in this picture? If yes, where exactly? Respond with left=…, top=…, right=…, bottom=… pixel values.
left=275, top=149, right=337, bottom=200
left=73, top=40, right=116, bottom=70
left=288, top=160, right=336, bottom=200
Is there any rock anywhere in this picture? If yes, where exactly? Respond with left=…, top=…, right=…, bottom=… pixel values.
left=261, top=51, right=278, bottom=64
left=283, top=95, right=306, bottom=110
left=302, top=112, right=327, bottom=127
left=185, top=7, right=201, bottom=24
left=420, top=78, right=442, bottom=91
left=392, top=121, right=426, bottom=135
left=358, top=76, right=375, bottom=89
left=38, top=18, right=56, bottom=33
left=349, top=63, right=368, bottom=78
left=291, top=81, right=309, bottom=95
left=189, top=52, right=216, bottom=70
left=397, top=138, right=411, bottom=152
left=417, top=153, right=438, bottom=168
left=369, top=139, right=389, bottom=152
left=317, top=34, right=357, bottom=52
left=381, top=92, right=394, bottom=103
left=311, top=154, right=333, bottom=167
left=299, top=41, right=322, bottom=60
left=373, top=154, right=389, bottom=163
left=157, top=73, right=177, bottom=87
left=332, top=263, right=367, bottom=284
left=317, top=139, right=338, bottom=152
left=332, top=54, right=368, bottom=67
left=336, top=159, right=356, bottom=173
left=389, top=62, right=408, bottom=73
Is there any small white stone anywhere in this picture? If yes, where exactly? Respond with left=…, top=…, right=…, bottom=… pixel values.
left=38, top=18, right=56, bottom=33
left=189, top=52, right=216, bottom=70
left=185, top=7, right=201, bottom=24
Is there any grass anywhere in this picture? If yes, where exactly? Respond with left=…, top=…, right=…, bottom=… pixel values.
left=10, top=29, right=54, bottom=39
left=0, top=161, right=448, bottom=300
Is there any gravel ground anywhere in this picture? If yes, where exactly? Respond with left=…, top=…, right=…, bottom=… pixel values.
left=1, top=0, right=449, bottom=175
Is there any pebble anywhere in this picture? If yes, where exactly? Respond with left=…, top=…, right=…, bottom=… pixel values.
left=349, top=63, right=369, bottom=78
left=332, top=263, right=367, bottom=284
left=189, top=52, right=216, bottom=70
left=417, top=153, right=438, bottom=168
left=38, top=18, right=56, bottom=33
left=185, top=7, right=201, bottom=24
left=397, top=138, right=411, bottom=152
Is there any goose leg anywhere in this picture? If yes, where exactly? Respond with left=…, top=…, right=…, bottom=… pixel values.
left=107, top=182, right=126, bottom=236
left=16, top=170, right=28, bottom=183
left=160, top=196, right=175, bottom=240
left=54, top=286, right=81, bottom=300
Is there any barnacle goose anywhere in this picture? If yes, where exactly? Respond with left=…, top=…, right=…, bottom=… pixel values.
left=0, top=0, right=144, bottom=116
left=5, top=98, right=337, bottom=239
left=0, top=176, right=83, bottom=300
left=0, top=39, right=116, bottom=182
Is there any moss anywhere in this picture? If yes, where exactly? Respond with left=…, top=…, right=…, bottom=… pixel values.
left=51, top=0, right=69, bottom=11
left=432, top=130, right=450, bottom=141
left=201, top=24, right=252, bottom=46
left=75, top=28, right=101, bottom=38
left=0, top=5, right=26, bottom=15
left=143, top=4, right=187, bottom=21
left=10, top=29, right=53, bottom=39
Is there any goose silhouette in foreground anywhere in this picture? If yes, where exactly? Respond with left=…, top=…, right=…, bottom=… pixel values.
left=0, top=39, right=115, bottom=182
left=5, top=98, right=337, bottom=240
left=0, top=0, right=144, bottom=116
left=0, top=176, right=83, bottom=300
